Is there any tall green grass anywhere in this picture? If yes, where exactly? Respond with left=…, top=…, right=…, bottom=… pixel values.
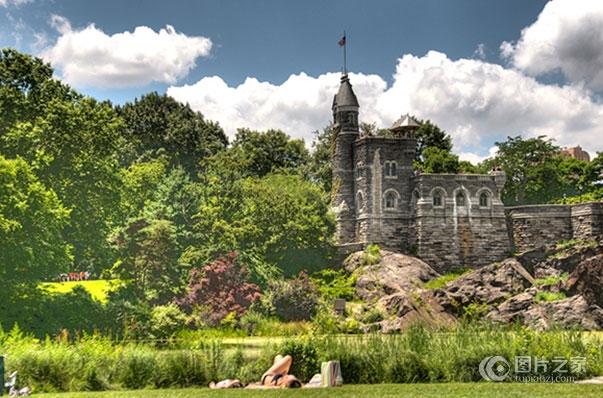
left=1, top=324, right=601, bottom=392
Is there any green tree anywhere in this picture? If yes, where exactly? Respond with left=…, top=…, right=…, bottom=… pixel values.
left=414, top=119, right=453, bottom=162
left=489, top=136, right=564, bottom=205
left=0, top=50, right=124, bottom=273
left=232, top=128, right=309, bottom=177
left=111, top=219, right=183, bottom=305
left=416, top=146, right=460, bottom=173
left=0, top=156, right=71, bottom=328
left=188, top=169, right=335, bottom=278
left=117, top=92, right=227, bottom=172
left=305, top=124, right=336, bottom=193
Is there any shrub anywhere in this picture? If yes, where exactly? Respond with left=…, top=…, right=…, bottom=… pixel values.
left=534, top=291, right=567, bottom=303
left=360, top=244, right=381, bottom=266
left=310, top=269, right=356, bottom=300
left=150, top=304, right=187, bottom=340
left=270, top=272, right=319, bottom=321
left=180, top=252, right=261, bottom=325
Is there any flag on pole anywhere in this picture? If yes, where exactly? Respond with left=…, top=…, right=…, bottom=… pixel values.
left=338, top=35, right=346, bottom=47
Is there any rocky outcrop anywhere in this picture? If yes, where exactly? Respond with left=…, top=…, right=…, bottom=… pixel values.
left=346, top=242, right=603, bottom=332
left=565, top=254, right=603, bottom=307
left=432, top=258, right=534, bottom=314
left=490, top=295, right=603, bottom=331
left=345, top=250, right=439, bottom=302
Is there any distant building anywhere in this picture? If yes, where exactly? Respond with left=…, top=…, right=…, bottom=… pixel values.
left=561, top=146, right=590, bottom=162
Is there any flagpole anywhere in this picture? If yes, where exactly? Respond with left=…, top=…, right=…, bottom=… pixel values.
left=343, top=30, right=347, bottom=75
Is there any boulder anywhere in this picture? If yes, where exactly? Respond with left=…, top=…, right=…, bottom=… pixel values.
left=488, top=293, right=603, bottom=330
left=533, top=240, right=603, bottom=278
left=565, top=254, right=603, bottom=307
left=346, top=250, right=439, bottom=302
left=374, top=292, right=455, bottom=333
left=433, top=258, right=534, bottom=314
left=486, top=288, right=537, bottom=324
left=522, top=295, right=603, bottom=331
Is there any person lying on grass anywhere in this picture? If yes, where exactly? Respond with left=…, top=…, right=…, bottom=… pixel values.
left=209, top=354, right=302, bottom=389
left=254, top=354, right=302, bottom=388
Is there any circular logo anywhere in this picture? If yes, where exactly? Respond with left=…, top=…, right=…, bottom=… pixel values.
left=479, top=356, right=510, bottom=382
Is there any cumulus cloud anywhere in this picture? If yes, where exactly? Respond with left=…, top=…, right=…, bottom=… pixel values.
left=168, top=50, right=603, bottom=157
left=0, top=0, right=32, bottom=7
left=42, top=15, right=212, bottom=88
left=501, top=0, right=603, bottom=90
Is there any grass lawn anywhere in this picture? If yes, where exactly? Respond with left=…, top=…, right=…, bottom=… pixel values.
left=35, top=383, right=603, bottom=398
left=40, top=280, right=121, bottom=303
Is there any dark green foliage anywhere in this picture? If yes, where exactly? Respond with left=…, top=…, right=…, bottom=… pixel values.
left=415, top=146, right=460, bottom=173
left=116, top=92, right=227, bottom=172
left=111, top=219, right=183, bottom=305
left=269, top=273, right=320, bottom=322
left=414, top=118, right=453, bottom=162
left=232, top=128, right=309, bottom=177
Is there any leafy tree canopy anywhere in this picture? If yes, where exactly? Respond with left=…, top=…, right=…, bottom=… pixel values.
left=117, top=92, right=228, bottom=172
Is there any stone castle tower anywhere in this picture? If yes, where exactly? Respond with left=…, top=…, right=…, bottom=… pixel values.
left=330, top=73, right=511, bottom=272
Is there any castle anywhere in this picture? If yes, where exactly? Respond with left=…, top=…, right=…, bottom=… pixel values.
left=330, top=74, right=603, bottom=272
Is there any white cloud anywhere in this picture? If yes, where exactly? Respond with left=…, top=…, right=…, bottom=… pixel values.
left=42, top=15, right=212, bottom=88
left=168, top=50, right=603, bottom=157
left=0, top=0, right=32, bottom=7
left=167, top=72, right=387, bottom=144
left=501, top=0, right=603, bottom=90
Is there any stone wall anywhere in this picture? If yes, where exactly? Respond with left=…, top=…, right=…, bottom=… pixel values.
left=505, top=205, right=572, bottom=252
left=571, top=202, right=603, bottom=240
left=412, top=173, right=510, bottom=273
left=506, top=202, right=603, bottom=252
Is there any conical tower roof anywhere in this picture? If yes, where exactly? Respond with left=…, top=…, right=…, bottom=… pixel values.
left=333, top=74, right=359, bottom=109
left=391, top=114, right=420, bottom=130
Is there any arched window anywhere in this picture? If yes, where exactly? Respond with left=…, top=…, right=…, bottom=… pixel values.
left=384, top=161, right=397, bottom=178
left=433, top=192, right=443, bottom=207
left=479, top=192, right=489, bottom=207
left=383, top=189, right=399, bottom=210
left=456, top=192, right=466, bottom=206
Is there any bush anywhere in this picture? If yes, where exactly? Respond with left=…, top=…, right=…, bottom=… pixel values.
left=180, top=252, right=261, bottom=325
left=360, top=244, right=381, bottom=266
left=150, top=304, right=188, bottom=340
left=269, top=272, right=319, bottom=321
left=311, top=269, right=356, bottom=300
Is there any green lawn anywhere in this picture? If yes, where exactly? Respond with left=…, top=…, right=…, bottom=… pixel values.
left=40, top=280, right=120, bottom=303
left=35, top=384, right=603, bottom=398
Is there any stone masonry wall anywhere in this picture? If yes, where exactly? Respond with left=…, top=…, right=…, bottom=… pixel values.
left=571, top=202, right=603, bottom=240
left=412, top=173, right=510, bottom=273
left=505, top=205, right=572, bottom=252
left=506, top=202, right=603, bottom=252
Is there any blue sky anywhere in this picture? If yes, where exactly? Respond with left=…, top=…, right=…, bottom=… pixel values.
left=1, top=0, right=602, bottom=161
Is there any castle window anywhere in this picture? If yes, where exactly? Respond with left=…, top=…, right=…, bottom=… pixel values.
left=383, top=189, right=399, bottom=210
left=456, top=192, right=466, bottom=206
left=433, top=192, right=443, bottom=207
left=385, top=161, right=397, bottom=178
left=479, top=192, right=489, bottom=207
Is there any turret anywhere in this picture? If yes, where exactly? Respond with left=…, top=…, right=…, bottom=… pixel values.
left=331, top=74, right=360, bottom=244
left=332, top=74, right=359, bottom=133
